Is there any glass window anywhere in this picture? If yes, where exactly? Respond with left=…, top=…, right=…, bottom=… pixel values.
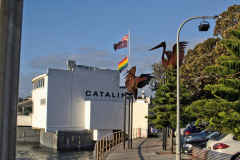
left=33, top=78, right=45, bottom=89
left=40, top=79, right=42, bottom=87
left=40, top=99, right=46, bottom=105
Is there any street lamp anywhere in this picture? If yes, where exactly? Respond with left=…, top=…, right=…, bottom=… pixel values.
left=176, top=15, right=219, bottom=160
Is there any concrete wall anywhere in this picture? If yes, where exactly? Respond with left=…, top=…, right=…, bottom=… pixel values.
left=40, top=129, right=58, bottom=149
left=40, top=129, right=94, bottom=150
left=57, top=130, right=94, bottom=150
left=17, top=115, right=32, bottom=126
left=17, top=127, right=40, bottom=142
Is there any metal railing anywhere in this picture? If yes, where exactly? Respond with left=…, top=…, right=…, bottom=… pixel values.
left=94, top=128, right=143, bottom=160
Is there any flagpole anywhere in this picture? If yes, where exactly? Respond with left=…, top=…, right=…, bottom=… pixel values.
left=128, top=28, right=131, bottom=68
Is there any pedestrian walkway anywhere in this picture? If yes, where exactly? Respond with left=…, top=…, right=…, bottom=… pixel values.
left=105, top=138, right=191, bottom=160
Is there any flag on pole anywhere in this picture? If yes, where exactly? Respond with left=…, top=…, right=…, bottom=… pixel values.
left=118, top=56, right=128, bottom=73
left=113, top=34, right=128, bottom=51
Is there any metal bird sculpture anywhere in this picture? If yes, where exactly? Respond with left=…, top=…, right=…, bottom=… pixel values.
left=149, top=41, right=188, bottom=69
left=125, top=66, right=153, bottom=99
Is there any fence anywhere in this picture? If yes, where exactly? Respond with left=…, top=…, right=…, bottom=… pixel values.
left=192, top=147, right=232, bottom=160
left=94, top=128, right=142, bottom=160
left=192, top=147, right=208, bottom=160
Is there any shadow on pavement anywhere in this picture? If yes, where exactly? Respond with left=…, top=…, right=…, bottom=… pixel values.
left=137, top=139, right=149, bottom=160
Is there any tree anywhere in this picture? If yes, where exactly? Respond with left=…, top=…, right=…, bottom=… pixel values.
left=149, top=61, right=166, bottom=91
left=181, top=38, right=222, bottom=100
left=186, top=27, right=240, bottom=138
left=181, top=4, right=240, bottom=100
left=214, top=5, right=240, bottom=38
left=148, top=69, right=193, bottom=129
left=147, top=69, right=193, bottom=153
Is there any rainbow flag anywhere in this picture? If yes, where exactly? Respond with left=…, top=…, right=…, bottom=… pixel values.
left=118, top=56, right=128, bottom=73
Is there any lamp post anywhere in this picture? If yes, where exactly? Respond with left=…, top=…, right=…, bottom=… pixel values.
left=176, top=15, right=219, bottom=160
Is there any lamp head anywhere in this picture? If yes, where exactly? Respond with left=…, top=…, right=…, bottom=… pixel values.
left=198, top=21, right=210, bottom=31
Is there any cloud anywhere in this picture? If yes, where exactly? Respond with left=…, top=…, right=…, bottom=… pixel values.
left=21, top=44, right=164, bottom=98
left=21, top=37, right=209, bottom=98
left=30, top=54, right=68, bottom=70
left=18, top=72, right=42, bottom=98
left=29, top=47, right=120, bottom=71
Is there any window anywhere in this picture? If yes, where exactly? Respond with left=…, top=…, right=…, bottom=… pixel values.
left=40, top=99, right=46, bottom=105
left=33, top=78, right=45, bottom=89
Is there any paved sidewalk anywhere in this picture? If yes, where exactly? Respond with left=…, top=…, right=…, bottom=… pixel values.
left=105, top=138, right=191, bottom=160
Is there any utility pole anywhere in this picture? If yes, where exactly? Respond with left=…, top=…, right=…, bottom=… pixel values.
left=0, top=0, right=24, bottom=159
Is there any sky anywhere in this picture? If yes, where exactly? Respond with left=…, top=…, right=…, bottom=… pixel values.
left=19, top=0, right=239, bottom=98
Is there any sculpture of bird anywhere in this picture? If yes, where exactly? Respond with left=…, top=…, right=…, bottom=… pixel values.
left=125, top=66, right=153, bottom=99
left=149, top=41, right=188, bottom=69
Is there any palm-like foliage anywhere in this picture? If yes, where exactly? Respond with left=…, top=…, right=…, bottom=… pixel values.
left=187, top=27, right=240, bottom=138
left=147, top=69, right=193, bottom=129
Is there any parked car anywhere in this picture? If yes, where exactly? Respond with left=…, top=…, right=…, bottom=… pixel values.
left=184, top=130, right=213, bottom=143
left=182, top=131, right=220, bottom=154
left=183, top=124, right=206, bottom=135
left=207, top=134, right=240, bottom=160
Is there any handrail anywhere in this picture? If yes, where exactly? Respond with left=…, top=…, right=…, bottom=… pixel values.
left=94, top=128, right=143, bottom=160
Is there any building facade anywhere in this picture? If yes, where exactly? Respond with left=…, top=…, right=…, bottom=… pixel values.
left=31, top=61, right=149, bottom=149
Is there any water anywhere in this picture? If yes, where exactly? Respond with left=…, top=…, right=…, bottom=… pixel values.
left=16, top=142, right=94, bottom=160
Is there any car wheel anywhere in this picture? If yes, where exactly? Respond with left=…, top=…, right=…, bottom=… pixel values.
left=231, top=153, right=240, bottom=160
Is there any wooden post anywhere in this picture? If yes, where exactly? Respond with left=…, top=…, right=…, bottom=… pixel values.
left=99, top=139, right=102, bottom=160
left=0, top=0, right=24, bottom=159
left=96, top=141, right=99, bottom=160
left=139, top=128, right=141, bottom=138
left=112, top=134, right=114, bottom=147
left=118, top=132, right=120, bottom=144
left=106, top=136, right=108, bottom=152
left=103, top=137, right=105, bottom=155
left=115, top=132, right=117, bottom=146
left=109, top=135, right=111, bottom=151
left=121, top=131, right=123, bottom=143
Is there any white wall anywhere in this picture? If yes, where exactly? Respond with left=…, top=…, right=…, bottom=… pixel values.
left=93, top=129, right=113, bottom=141
left=32, top=76, right=48, bottom=129
left=90, top=101, right=149, bottom=140
left=133, top=102, right=148, bottom=137
left=85, top=101, right=124, bottom=130
left=46, top=69, right=73, bottom=132
left=45, top=68, right=125, bottom=132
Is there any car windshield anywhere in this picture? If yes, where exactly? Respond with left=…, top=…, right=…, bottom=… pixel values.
left=199, top=130, right=206, bottom=134
left=213, top=133, right=226, bottom=140
left=206, top=132, right=218, bottom=139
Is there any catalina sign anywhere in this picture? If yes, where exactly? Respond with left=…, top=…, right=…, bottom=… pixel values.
left=85, top=90, right=125, bottom=99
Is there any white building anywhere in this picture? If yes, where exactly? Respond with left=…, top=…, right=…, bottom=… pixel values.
left=31, top=61, right=149, bottom=149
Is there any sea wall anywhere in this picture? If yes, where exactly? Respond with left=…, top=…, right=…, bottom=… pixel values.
left=40, top=129, right=95, bottom=150
left=17, top=127, right=40, bottom=142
